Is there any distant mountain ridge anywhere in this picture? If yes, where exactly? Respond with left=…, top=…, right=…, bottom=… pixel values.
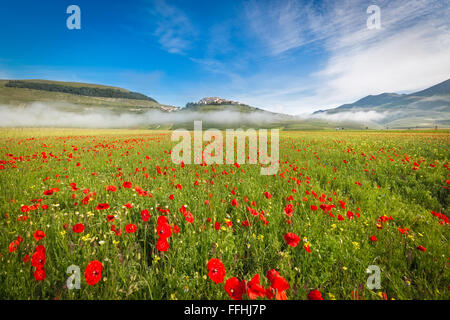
left=313, top=78, right=450, bottom=128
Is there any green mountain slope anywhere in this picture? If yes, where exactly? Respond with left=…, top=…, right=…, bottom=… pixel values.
left=0, top=79, right=178, bottom=113
left=313, top=79, right=450, bottom=128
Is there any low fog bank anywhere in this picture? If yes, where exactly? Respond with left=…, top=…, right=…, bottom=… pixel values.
left=308, top=110, right=391, bottom=122
left=0, top=102, right=288, bottom=128
left=0, top=102, right=392, bottom=128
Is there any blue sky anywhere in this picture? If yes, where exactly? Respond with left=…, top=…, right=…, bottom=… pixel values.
left=0, top=0, right=449, bottom=114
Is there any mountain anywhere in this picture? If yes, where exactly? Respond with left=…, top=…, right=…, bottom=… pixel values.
left=0, top=79, right=178, bottom=113
left=313, top=79, right=450, bottom=128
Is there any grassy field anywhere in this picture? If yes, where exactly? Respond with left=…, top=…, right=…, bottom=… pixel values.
left=0, top=128, right=448, bottom=300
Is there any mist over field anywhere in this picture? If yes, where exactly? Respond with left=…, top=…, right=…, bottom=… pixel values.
left=310, top=110, right=391, bottom=122
left=0, top=102, right=389, bottom=128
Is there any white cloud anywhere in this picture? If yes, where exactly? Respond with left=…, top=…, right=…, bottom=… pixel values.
left=149, top=0, right=197, bottom=54
left=237, top=0, right=450, bottom=115
left=244, top=0, right=312, bottom=55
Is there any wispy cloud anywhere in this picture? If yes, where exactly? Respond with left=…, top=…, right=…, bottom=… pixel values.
left=236, top=0, right=450, bottom=114
left=148, top=0, right=197, bottom=54
left=243, top=0, right=312, bottom=55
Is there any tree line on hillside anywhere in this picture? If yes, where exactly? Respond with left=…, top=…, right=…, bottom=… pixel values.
left=5, top=80, right=157, bottom=102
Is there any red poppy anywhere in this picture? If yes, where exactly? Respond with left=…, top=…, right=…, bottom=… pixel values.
left=417, top=245, right=426, bottom=252
left=284, top=204, right=293, bottom=217
left=246, top=274, right=266, bottom=300
left=284, top=232, right=300, bottom=247
left=272, top=274, right=289, bottom=292
left=141, top=209, right=150, bottom=222
left=266, top=269, right=280, bottom=283
left=84, top=260, right=103, bottom=286
left=157, top=215, right=168, bottom=225
left=105, top=185, right=117, bottom=192
left=35, top=245, right=46, bottom=255
left=214, top=222, right=220, bottom=230
left=156, top=238, right=169, bottom=252
left=310, top=205, right=318, bottom=211
left=241, top=220, right=250, bottom=227
left=8, top=240, right=20, bottom=253
left=264, top=192, right=271, bottom=199
left=185, top=211, right=195, bottom=224
left=370, top=235, right=377, bottom=242
left=169, top=194, right=174, bottom=200
left=173, top=225, right=180, bottom=234
left=95, top=203, right=110, bottom=210
left=207, top=258, right=226, bottom=284
left=34, top=230, right=46, bottom=242
left=31, top=251, right=46, bottom=269
left=34, top=268, right=46, bottom=281
left=72, top=223, right=84, bottom=233
left=125, top=224, right=137, bottom=234
left=308, top=289, right=323, bottom=300
left=225, top=277, right=246, bottom=300
left=231, top=198, right=238, bottom=207
left=123, top=181, right=132, bottom=188
left=157, top=222, right=172, bottom=239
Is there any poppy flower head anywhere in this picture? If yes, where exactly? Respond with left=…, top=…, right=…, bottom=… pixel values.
left=284, top=232, right=300, bottom=247
left=34, top=268, right=46, bottom=281
left=72, top=223, right=85, bottom=233
left=84, top=260, right=103, bottom=286
left=95, top=203, right=110, bottom=210
left=125, top=224, right=137, bottom=234
left=156, top=238, right=169, bottom=251
left=8, top=240, right=20, bottom=253
left=141, top=209, right=150, bottom=222
left=207, top=258, right=226, bottom=284
left=308, top=289, right=324, bottom=300
left=34, top=230, right=46, bottom=242
left=246, top=274, right=266, bottom=300
left=122, top=181, right=132, bottom=188
left=31, top=251, right=46, bottom=269
left=225, top=277, right=246, bottom=300
left=157, top=222, right=172, bottom=239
